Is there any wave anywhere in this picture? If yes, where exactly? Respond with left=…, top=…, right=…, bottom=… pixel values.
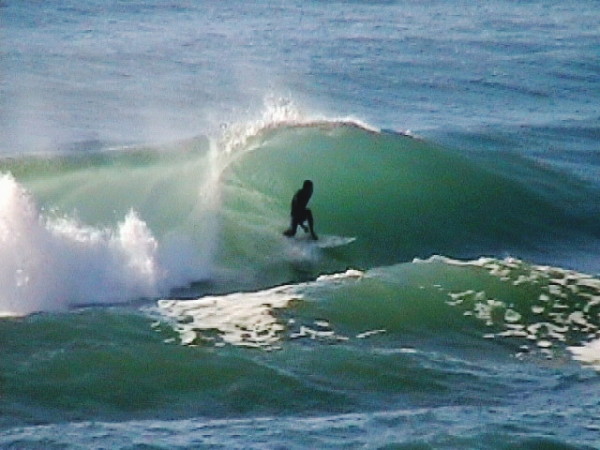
left=3, top=254, right=600, bottom=429
left=218, top=119, right=600, bottom=281
left=1, top=107, right=599, bottom=315
left=155, top=256, right=600, bottom=370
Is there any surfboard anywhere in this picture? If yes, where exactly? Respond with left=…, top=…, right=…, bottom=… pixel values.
left=290, top=234, right=356, bottom=249
left=316, top=235, right=356, bottom=248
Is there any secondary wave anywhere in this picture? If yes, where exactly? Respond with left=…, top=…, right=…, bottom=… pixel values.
left=155, top=255, right=600, bottom=368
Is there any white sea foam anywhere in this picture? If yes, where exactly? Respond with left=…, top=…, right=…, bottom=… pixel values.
left=569, top=339, right=600, bottom=370
left=424, top=255, right=600, bottom=368
left=0, top=173, right=165, bottom=316
left=155, top=269, right=364, bottom=349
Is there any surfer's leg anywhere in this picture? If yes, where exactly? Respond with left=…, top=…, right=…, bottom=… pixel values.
left=306, top=209, right=318, bottom=240
left=284, top=217, right=298, bottom=237
left=297, top=210, right=309, bottom=233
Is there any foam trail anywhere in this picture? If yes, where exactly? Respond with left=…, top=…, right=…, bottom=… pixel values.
left=0, top=173, right=164, bottom=316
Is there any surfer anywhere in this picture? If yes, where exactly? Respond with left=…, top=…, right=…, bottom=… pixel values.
left=284, top=180, right=318, bottom=240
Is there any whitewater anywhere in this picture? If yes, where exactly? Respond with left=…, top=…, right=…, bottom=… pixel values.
left=1, top=0, right=600, bottom=448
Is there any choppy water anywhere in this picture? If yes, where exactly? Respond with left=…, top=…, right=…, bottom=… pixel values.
left=1, top=0, right=600, bottom=448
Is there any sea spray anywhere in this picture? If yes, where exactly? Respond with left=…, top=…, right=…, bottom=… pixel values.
left=0, top=173, right=164, bottom=315
left=0, top=100, right=318, bottom=315
left=0, top=101, right=322, bottom=315
left=171, top=100, right=300, bottom=284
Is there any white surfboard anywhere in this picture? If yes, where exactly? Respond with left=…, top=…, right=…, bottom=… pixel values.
left=291, top=234, right=356, bottom=249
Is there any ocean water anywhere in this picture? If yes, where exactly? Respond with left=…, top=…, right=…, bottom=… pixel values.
left=1, top=0, right=600, bottom=448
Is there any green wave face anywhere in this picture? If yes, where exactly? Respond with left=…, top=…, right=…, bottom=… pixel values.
left=219, top=124, right=590, bottom=281
left=1, top=122, right=596, bottom=307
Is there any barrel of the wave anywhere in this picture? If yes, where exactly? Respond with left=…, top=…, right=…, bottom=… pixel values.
left=219, top=122, right=580, bottom=275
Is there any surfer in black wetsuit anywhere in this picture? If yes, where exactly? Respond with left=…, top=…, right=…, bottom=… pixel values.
left=284, top=180, right=318, bottom=240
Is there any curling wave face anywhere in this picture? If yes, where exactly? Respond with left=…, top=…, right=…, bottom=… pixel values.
left=1, top=118, right=599, bottom=315
left=217, top=121, right=599, bottom=281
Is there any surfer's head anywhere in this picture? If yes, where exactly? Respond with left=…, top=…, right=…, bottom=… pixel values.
left=303, top=180, right=313, bottom=193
